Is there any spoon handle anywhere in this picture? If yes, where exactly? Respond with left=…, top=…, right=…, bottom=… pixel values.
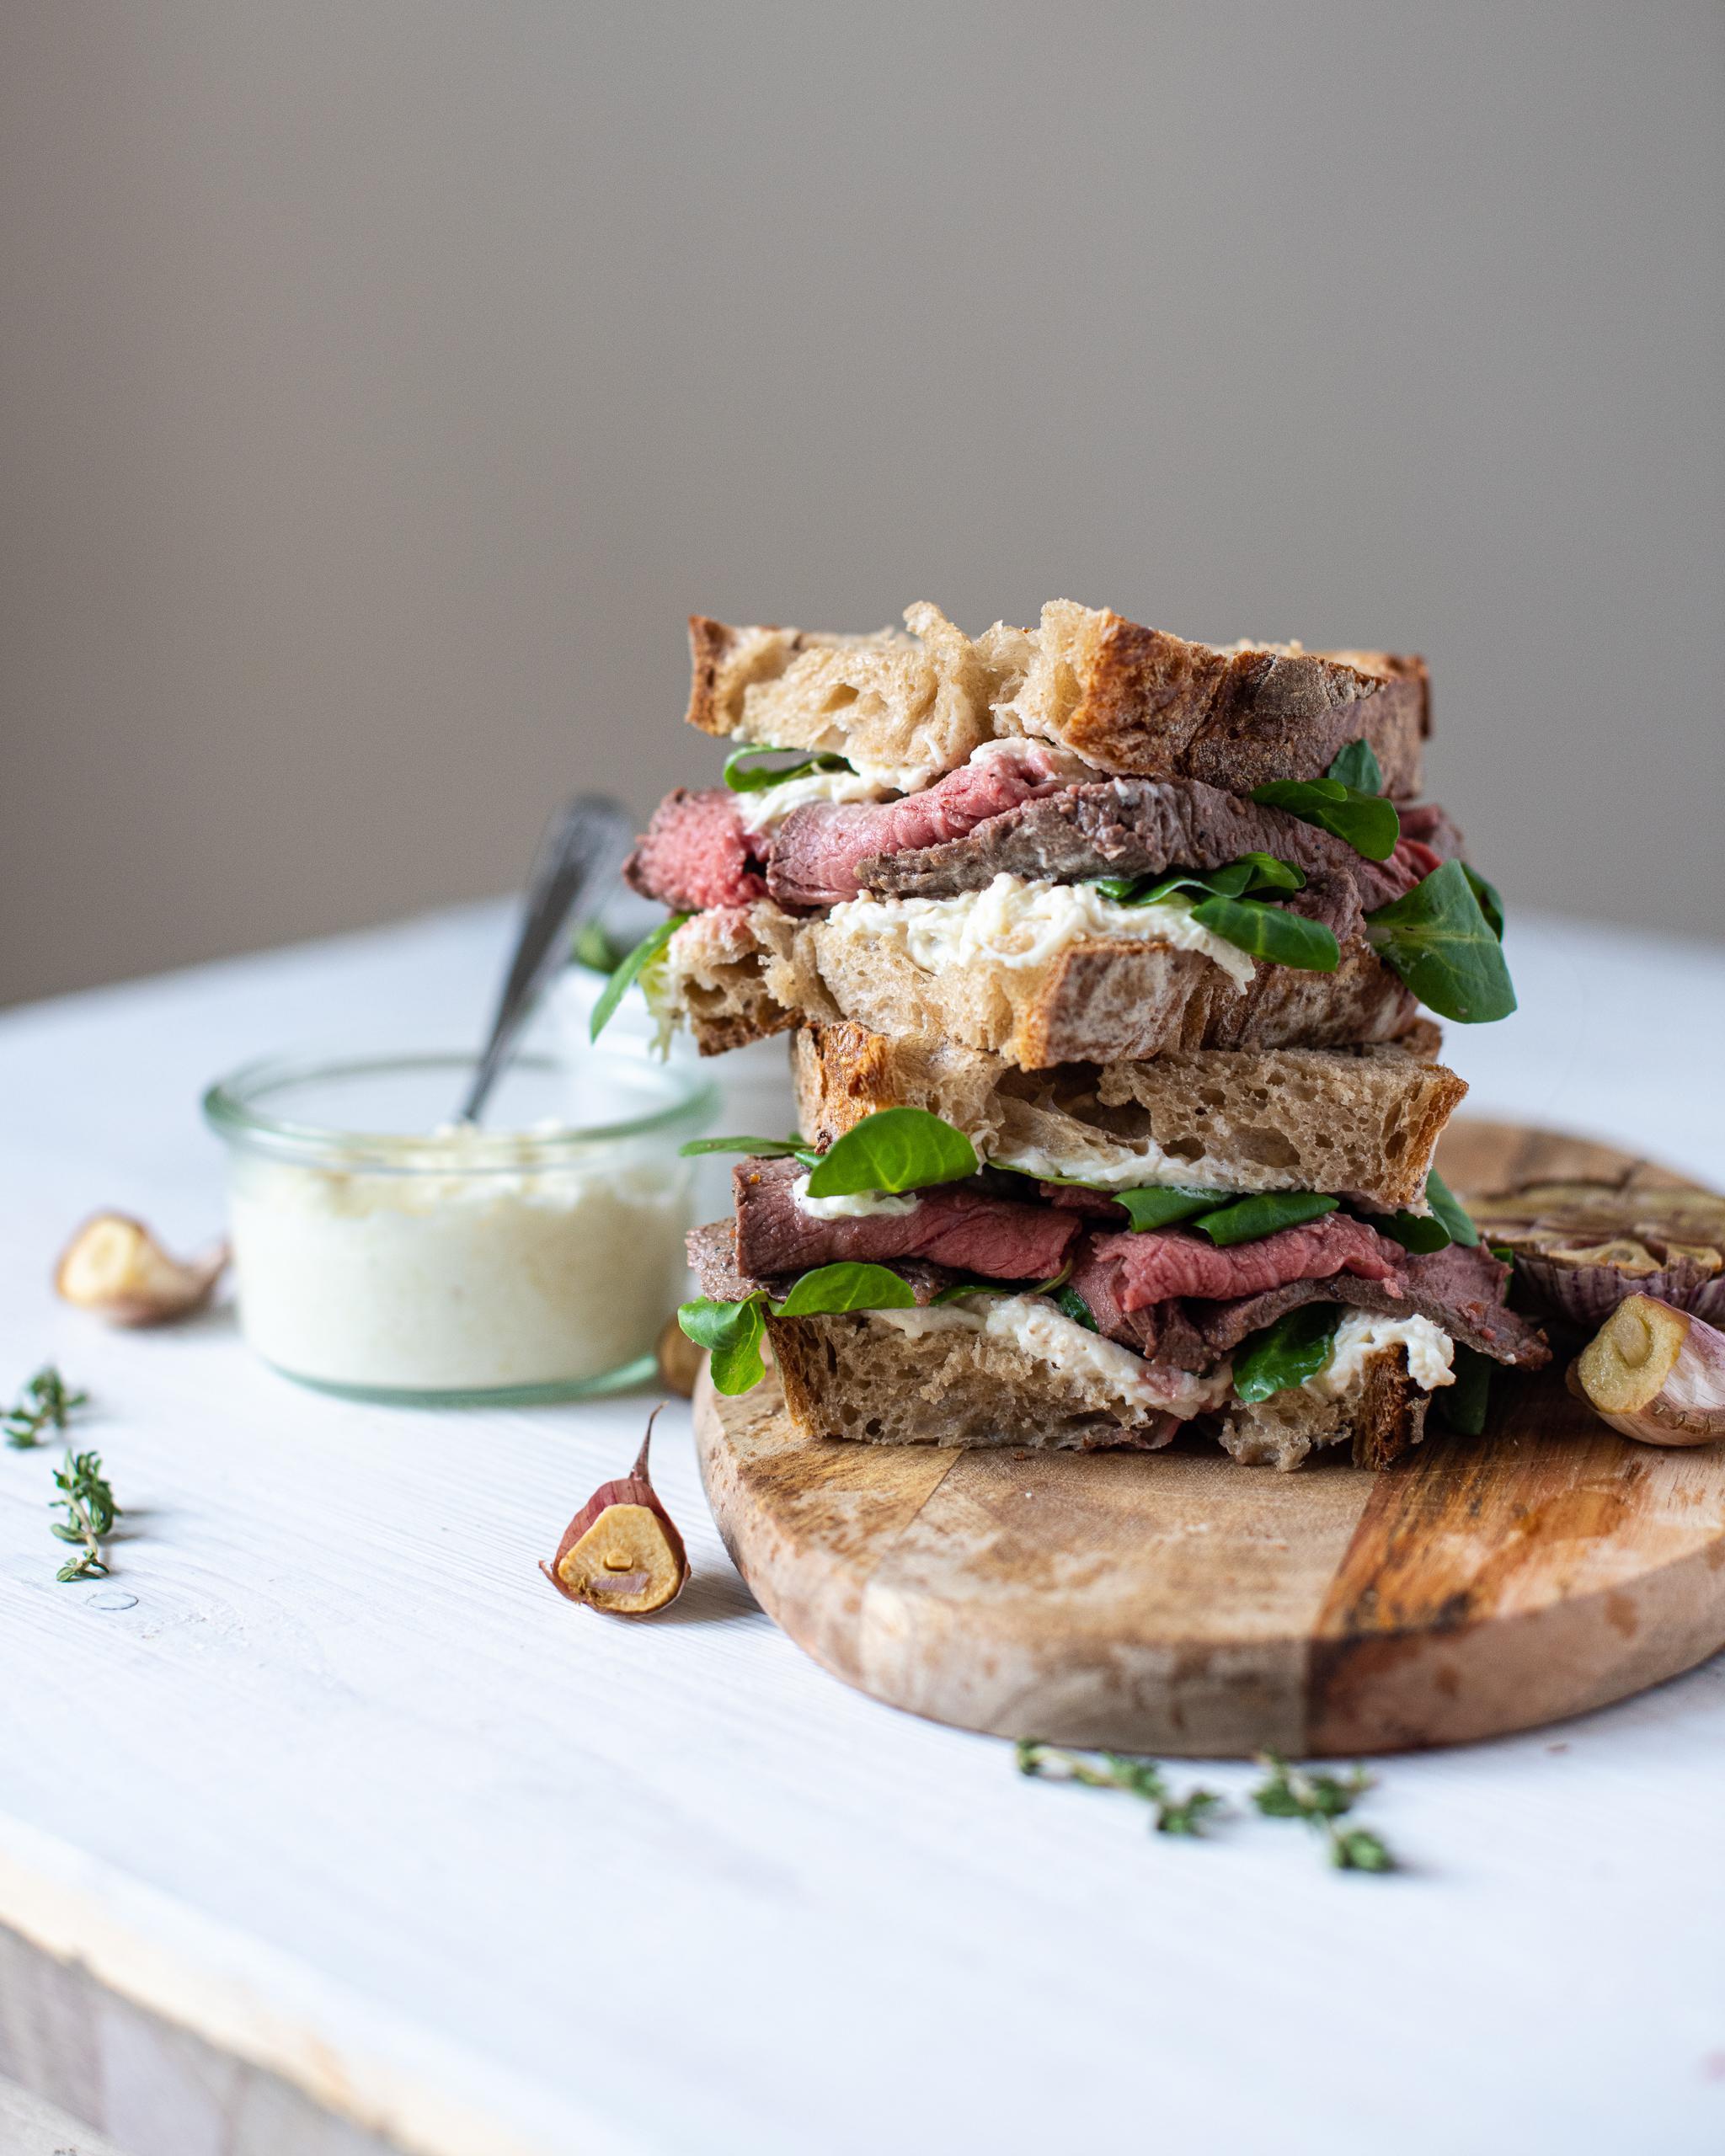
left=457, top=793, right=635, bottom=1124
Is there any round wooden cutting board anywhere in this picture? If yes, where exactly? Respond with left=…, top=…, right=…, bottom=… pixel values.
left=694, top=1121, right=1725, bottom=1757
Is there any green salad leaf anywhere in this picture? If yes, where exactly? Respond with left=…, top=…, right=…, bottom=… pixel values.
left=1249, top=773, right=1400, bottom=862
left=677, top=1294, right=770, bottom=1394
left=1095, top=854, right=1304, bottom=907
left=679, top=1134, right=818, bottom=1162
left=1325, top=737, right=1385, bottom=795
left=1375, top=1208, right=1451, bottom=1255
left=1092, top=855, right=1337, bottom=974
left=679, top=1261, right=920, bottom=1394
left=1189, top=894, right=1339, bottom=973
left=590, top=913, right=690, bottom=1041
left=1054, top=1285, right=1100, bottom=1331
left=1423, top=1168, right=1480, bottom=1247
left=1231, top=1305, right=1343, bottom=1405
left=1193, top=1192, right=1338, bottom=1247
left=1365, top=860, right=1517, bottom=1023
left=929, top=1258, right=1075, bottom=1307
left=724, top=744, right=854, bottom=792
left=773, top=1262, right=918, bottom=1316
left=802, top=1106, right=979, bottom=1198
left=1110, top=1187, right=1226, bottom=1231
left=570, top=917, right=623, bottom=974
left=1434, top=1342, right=1493, bottom=1434
left=1374, top=1168, right=1479, bottom=1253
left=1462, top=864, right=1506, bottom=942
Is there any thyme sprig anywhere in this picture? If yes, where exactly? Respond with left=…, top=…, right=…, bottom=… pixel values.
left=1252, top=1752, right=1394, bottom=1870
left=51, top=1450, right=120, bottom=1582
left=4, top=1366, right=88, bottom=1449
left=1015, top=1739, right=1224, bottom=1837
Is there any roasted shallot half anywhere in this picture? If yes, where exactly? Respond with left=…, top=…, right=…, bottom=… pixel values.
left=1572, top=1294, right=1725, bottom=1447
left=540, top=1408, right=690, bottom=1615
left=56, top=1214, right=228, bottom=1326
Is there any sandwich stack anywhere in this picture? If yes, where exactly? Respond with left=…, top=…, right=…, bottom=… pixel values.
left=613, top=600, right=1551, bottom=1470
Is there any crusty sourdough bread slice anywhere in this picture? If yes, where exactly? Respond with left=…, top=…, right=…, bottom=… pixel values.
left=660, top=900, right=1418, bottom=1068
left=686, top=600, right=1426, bottom=795
left=766, top=1308, right=1429, bottom=1466
left=1216, top=1345, right=1430, bottom=1470
left=790, top=1022, right=1464, bottom=1211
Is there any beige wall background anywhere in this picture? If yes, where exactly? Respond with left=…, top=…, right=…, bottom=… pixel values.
left=3, top=0, right=1721, bottom=1008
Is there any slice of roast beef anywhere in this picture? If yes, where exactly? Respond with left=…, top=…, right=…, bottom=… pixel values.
left=731, top=1157, right=1080, bottom=1283
left=1188, top=1241, right=1551, bottom=1369
left=765, top=743, right=1079, bottom=910
left=1080, top=1214, right=1406, bottom=1312
left=857, top=775, right=1453, bottom=912
left=626, top=789, right=767, bottom=912
left=1064, top=1249, right=1215, bottom=1368
left=686, top=1219, right=957, bottom=1306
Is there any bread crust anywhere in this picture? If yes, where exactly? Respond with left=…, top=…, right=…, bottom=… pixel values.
left=1215, top=1347, right=1430, bottom=1470
left=1016, top=605, right=1427, bottom=796
left=666, top=900, right=1420, bottom=1068
left=791, top=1022, right=1466, bottom=1211
left=766, top=1310, right=1179, bottom=1452
left=683, top=600, right=1428, bottom=792
left=768, top=1315, right=1430, bottom=1466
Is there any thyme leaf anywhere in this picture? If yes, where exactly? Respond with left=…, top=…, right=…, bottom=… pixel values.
left=51, top=1449, right=120, bottom=1583
left=5, top=1367, right=88, bottom=1449
left=1252, top=1752, right=1394, bottom=1870
left=1015, top=1739, right=1225, bottom=1838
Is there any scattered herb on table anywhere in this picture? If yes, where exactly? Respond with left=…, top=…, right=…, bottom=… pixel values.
left=51, top=1449, right=120, bottom=1582
left=1014, top=1739, right=1396, bottom=1871
left=1016, top=1740, right=1224, bottom=1837
left=4, top=1366, right=88, bottom=1449
left=1252, top=1752, right=1394, bottom=1870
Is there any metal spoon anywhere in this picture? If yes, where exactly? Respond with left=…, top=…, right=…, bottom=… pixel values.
left=456, top=792, right=635, bottom=1124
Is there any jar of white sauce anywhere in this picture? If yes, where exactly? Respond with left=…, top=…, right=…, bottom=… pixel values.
left=203, top=1049, right=716, bottom=1403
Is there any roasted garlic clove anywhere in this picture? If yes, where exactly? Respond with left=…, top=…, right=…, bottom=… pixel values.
left=540, top=1408, right=689, bottom=1615
left=56, top=1214, right=228, bottom=1326
left=1573, top=1294, right=1725, bottom=1446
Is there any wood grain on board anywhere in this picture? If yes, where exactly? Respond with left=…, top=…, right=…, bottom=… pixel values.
left=696, top=1120, right=1725, bottom=1757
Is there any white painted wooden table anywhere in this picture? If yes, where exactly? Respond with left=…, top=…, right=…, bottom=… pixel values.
left=3, top=905, right=1723, bottom=2156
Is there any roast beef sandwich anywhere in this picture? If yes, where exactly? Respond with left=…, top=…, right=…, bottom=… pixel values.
left=676, top=1102, right=1550, bottom=1472
left=614, top=600, right=1513, bottom=1067
left=612, top=595, right=1541, bottom=1467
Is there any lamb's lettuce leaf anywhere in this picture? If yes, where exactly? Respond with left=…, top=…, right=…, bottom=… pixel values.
left=1325, top=738, right=1385, bottom=795
left=723, top=744, right=854, bottom=792
left=1092, top=855, right=1338, bottom=974
left=1434, top=1342, right=1493, bottom=1434
left=1192, top=1192, right=1339, bottom=1247
left=1231, top=1305, right=1343, bottom=1405
left=1462, top=864, right=1506, bottom=942
left=1249, top=773, right=1400, bottom=862
left=1111, top=1187, right=1226, bottom=1231
left=1365, top=861, right=1517, bottom=1023
left=679, top=1261, right=919, bottom=1395
left=802, top=1106, right=979, bottom=1198
left=590, top=913, right=691, bottom=1040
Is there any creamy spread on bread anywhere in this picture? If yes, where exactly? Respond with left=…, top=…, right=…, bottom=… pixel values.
left=825, top=873, right=1258, bottom=989
left=791, top=1177, right=921, bottom=1223
left=1306, top=1311, right=1455, bottom=1397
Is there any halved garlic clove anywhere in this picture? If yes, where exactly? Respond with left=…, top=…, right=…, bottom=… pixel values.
left=540, top=1408, right=689, bottom=1616
left=55, top=1214, right=228, bottom=1326
left=1573, top=1294, right=1725, bottom=1446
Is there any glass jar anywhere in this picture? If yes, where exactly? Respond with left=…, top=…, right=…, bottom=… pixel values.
left=203, top=1049, right=716, bottom=1404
